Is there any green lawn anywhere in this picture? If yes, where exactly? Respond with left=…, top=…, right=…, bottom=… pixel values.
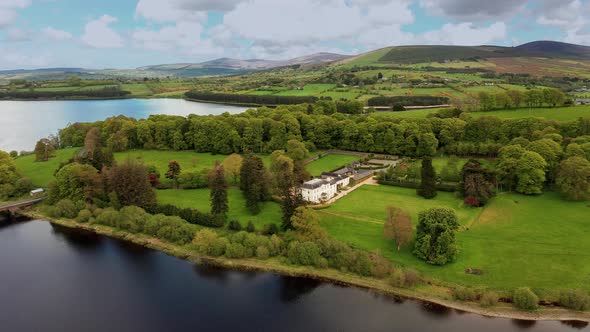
left=115, top=150, right=271, bottom=183
left=369, top=108, right=446, bottom=119
left=275, top=84, right=336, bottom=96
left=319, top=185, right=590, bottom=291
left=305, top=154, right=361, bottom=176
left=469, top=106, right=590, bottom=122
left=15, top=149, right=271, bottom=187
left=14, top=148, right=79, bottom=187
left=156, top=188, right=281, bottom=229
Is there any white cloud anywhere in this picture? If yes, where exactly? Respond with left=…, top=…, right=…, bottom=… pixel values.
left=536, top=0, right=590, bottom=45
left=0, top=0, right=31, bottom=27
left=220, top=0, right=414, bottom=57
left=420, top=22, right=507, bottom=45
left=132, top=21, right=221, bottom=56
left=42, top=26, right=72, bottom=41
left=6, top=27, right=30, bottom=41
left=82, top=15, right=124, bottom=49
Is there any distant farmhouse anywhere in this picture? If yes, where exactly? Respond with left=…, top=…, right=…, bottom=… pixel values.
left=301, top=173, right=350, bottom=204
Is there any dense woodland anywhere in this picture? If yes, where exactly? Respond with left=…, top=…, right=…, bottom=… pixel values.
left=185, top=91, right=318, bottom=105
left=0, top=87, right=131, bottom=99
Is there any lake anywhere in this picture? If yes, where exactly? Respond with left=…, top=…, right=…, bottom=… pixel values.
left=0, top=219, right=586, bottom=332
left=0, top=99, right=248, bottom=152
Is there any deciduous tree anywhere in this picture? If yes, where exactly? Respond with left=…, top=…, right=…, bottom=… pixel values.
left=556, top=156, right=590, bottom=201
left=413, top=208, right=459, bottom=265
left=384, top=206, right=413, bottom=251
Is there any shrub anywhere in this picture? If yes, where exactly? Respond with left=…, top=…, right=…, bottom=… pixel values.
left=287, top=241, right=323, bottom=267
left=118, top=206, right=149, bottom=233
left=480, top=292, right=499, bottom=308
left=94, top=208, right=120, bottom=227
left=192, top=229, right=228, bottom=257
left=513, top=288, right=539, bottom=311
left=256, top=246, right=270, bottom=259
left=246, top=221, right=256, bottom=233
left=14, top=177, right=33, bottom=195
left=453, top=287, right=478, bottom=301
left=388, top=270, right=406, bottom=288
left=403, top=269, right=421, bottom=287
left=228, top=220, right=242, bottom=231
left=55, top=199, right=79, bottom=219
left=559, top=290, right=590, bottom=311
left=76, top=209, right=93, bottom=223
left=225, top=243, right=248, bottom=259
left=269, top=234, right=284, bottom=256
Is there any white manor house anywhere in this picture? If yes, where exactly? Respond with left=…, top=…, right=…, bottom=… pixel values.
left=301, top=172, right=351, bottom=203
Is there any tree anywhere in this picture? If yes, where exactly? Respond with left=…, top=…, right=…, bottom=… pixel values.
left=513, top=288, right=539, bottom=311
left=84, top=127, right=102, bottom=160
left=106, top=160, right=156, bottom=209
left=271, top=153, right=305, bottom=230
left=384, top=207, right=413, bottom=251
left=81, top=127, right=114, bottom=170
left=222, top=153, right=243, bottom=185
left=34, top=138, right=55, bottom=162
left=165, top=160, right=181, bottom=188
left=209, top=161, right=229, bottom=218
left=460, top=159, right=495, bottom=207
left=527, top=138, right=562, bottom=181
left=286, top=139, right=309, bottom=161
left=413, top=208, right=459, bottom=265
left=49, top=162, right=104, bottom=204
left=417, top=157, right=437, bottom=199
left=515, top=151, right=547, bottom=195
left=417, top=133, right=438, bottom=157
left=240, top=155, right=270, bottom=214
left=556, top=157, right=590, bottom=201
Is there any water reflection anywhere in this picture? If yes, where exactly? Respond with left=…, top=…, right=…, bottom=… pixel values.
left=49, top=222, right=103, bottom=250
left=278, top=276, right=322, bottom=303
left=420, top=301, right=453, bottom=318
left=512, top=319, right=537, bottom=329
left=0, top=220, right=587, bottom=332
left=562, top=321, right=590, bottom=330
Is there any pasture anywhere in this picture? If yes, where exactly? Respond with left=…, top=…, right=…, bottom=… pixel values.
left=156, top=188, right=281, bottom=229
left=318, top=185, right=590, bottom=291
left=468, top=106, right=590, bottom=122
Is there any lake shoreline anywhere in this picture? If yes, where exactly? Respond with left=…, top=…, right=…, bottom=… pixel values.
left=21, top=210, right=590, bottom=323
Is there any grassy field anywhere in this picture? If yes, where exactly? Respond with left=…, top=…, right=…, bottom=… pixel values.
left=319, top=185, right=590, bottom=291
left=14, top=148, right=79, bottom=187
left=275, top=84, right=336, bottom=96
left=468, top=106, right=590, bottom=122
left=305, top=154, right=361, bottom=176
left=156, top=188, right=281, bottom=228
left=15, top=149, right=271, bottom=187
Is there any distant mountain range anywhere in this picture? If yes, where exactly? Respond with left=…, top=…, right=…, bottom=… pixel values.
left=136, top=52, right=350, bottom=76
left=2, top=41, right=590, bottom=80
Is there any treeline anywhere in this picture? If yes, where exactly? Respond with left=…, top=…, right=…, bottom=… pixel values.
left=0, top=87, right=131, bottom=99
left=185, top=91, right=318, bottom=105
left=367, top=96, right=450, bottom=107
left=476, top=88, right=567, bottom=111
left=57, top=104, right=590, bottom=160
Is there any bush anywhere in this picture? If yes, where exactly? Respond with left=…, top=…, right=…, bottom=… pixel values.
left=14, top=177, right=33, bottom=195
left=453, top=287, right=478, bottom=301
left=76, top=209, right=93, bottom=223
left=94, top=208, right=120, bottom=227
left=480, top=292, right=499, bottom=308
left=513, top=288, right=539, bottom=311
left=287, top=241, right=324, bottom=267
left=118, top=206, right=149, bottom=233
left=559, top=290, right=590, bottom=311
left=193, top=229, right=229, bottom=257
left=55, top=199, right=79, bottom=219
left=246, top=221, right=256, bottom=233
left=256, top=246, right=270, bottom=259
left=228, top=220, right=242, bottom=231
left=226, top=243, right=248, bottom=259
left=403, top=269, right=421, bottom=287
left=388, top=269, right=406, bottom=288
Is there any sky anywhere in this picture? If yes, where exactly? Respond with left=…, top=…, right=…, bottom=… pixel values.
left=0, top=0, right=589, bottom=69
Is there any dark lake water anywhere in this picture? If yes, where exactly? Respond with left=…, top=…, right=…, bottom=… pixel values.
left=0, top=99, right=247, bottom=152
left=0, top=219, right=587, bottom=332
